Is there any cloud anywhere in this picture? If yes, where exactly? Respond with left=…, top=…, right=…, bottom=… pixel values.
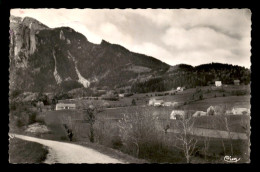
left=162, top=26, right=240, bottom=50
left=10, top=9, right=251, bottom=68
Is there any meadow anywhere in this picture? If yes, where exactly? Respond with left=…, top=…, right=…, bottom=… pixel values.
left=9, top=137, right=48, bottom=163
left=40, top=107, right=250, bottom=163
left=12, top=84, right=250, bottom=163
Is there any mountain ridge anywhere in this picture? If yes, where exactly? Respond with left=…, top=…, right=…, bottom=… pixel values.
left=9, top=15, right=169, bottom=92
left=9, top=15, right=250, bottom=94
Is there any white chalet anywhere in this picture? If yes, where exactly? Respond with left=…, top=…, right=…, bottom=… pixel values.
left=215, top=81, right=222, bottom=87
left=56, top=103, right=76, bottom=110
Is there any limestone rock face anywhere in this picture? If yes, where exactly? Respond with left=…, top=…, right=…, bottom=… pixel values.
left=60, top=30, right=65, bottom=40
left=9, top=16, right=250, bottom=94
left=10, top=16, right=48, bottom=68
left=9, top=15, right=170, bottom=92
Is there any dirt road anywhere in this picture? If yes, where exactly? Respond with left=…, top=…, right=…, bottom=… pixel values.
left=9, top=134, right=124, bottom=164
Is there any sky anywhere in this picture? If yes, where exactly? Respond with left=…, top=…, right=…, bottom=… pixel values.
left=11, top=9, right=251, bottom=68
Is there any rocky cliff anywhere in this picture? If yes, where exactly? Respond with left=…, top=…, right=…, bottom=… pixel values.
left=9, top=16, right=170, bottom=92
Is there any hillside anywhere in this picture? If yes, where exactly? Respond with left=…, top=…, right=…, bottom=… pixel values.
left=9, top=15, right=170, bottom=93
left=9, top=16, right=250, bottom=95
left=131, top=63, right=250, bottom=93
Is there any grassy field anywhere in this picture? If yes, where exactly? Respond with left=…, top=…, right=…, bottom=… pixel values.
left=42, top=95, right=250, bottom=140
left=22, top=84, right=250, bottom=163
left=40, top=105, right=250, bottom=162
left=58, top=84, right=250, bottom=110
left=181, top=96, right=250, bottom=111
left=96, top=105, right=250, bottom=133
left=9, top=138, right=48, bottom=163
left=191, top=136, right=250, bottom=163
left=30, top=110, right=146, bottom=163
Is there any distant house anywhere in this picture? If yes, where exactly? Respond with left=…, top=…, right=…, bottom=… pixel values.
left=192, top=111, right=207, bottom=117
left=164, top=102, right=172, bottom=106
left=148, top=98, right=164, bottom=106
left=118, top=94, right=124, bottom=98
left=154, top=99, right=164, bottom=106
left=148, top=99, right=156, bottom=106
left=234, top=80, right=240, bottom=85
left=215, top=81, right=222, bottom=87
left=232, top=108, right=250, bottom=115
left=170, top=110, right=185, bottom=120
left=56, top=103, right=76, bottom=110
left=177, top=87, right=184, bottom=92
left=163, top=102, right=179, bottom=107
left=97, top=90, right=106, bottom=94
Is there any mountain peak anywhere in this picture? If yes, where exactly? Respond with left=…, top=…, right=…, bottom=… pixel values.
left=10, top=15, right=22, bottom=23
left=100, top=39, right=110, bottom=46
left=21, top=16, right=49, bottom=30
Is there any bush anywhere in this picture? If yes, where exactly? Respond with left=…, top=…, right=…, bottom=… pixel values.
left=231, top=90, right=247, bottom=96
left=102, top=97, right=119, bottom=101
left=132, top=99, right=136, bottom=106
left=10, top=89, right=22, bottom=99
left=199, top=94, right=203, bottom=100
left=60, top=136, right=68, bottom=141
left=15, top=112, right=29, bottom=128
left=16, top=119, right=24, bottom=128
left=28, top=112, right=37, bottom=125
left=36, top=115, right=45, bottom=125
left=118, top=109, right=162, bottom=157
left=124, top=93, right=134, bottom=97
left=9, top=102, right=17, bottom=111
left=37, top=93, right=50, bottom=105
left=112, top=137, right=123, bottom=149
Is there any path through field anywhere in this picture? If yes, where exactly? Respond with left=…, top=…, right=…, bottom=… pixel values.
left=9, top=134, right=125, bottom=164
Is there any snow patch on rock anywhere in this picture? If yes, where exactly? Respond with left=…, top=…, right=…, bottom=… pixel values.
left=29, top=31, right=36, bottom=55
left=75, top=66, right=90, bottom=88
left=60, top=30, right=65, bottom=40
left=53, top=51, right=62, bottom=84
left=67, top=50, right=90, bottom=88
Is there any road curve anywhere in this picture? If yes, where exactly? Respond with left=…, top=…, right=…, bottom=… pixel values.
left=9, top=134, right=124, bottom=164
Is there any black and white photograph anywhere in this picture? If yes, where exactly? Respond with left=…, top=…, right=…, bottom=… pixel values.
left=8, top=9, right=251, bottom=164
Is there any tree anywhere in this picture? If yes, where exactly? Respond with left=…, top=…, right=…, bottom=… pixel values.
left=202, top=136, right=211, bottom=161
left=199, top=93, right=203, bottom=100
left=117, top=110, right=160, bottom=158
left=211, top=108, right=234, bottom=156
left=51, top=97, right=58, bottom=110
left=131, top=99, right=136, bottom=106
left=174, top=114, right=198, bottom=163
left=84, top=105, right=96, bottom=143
left=164, top=124, right=170, bottom=134
left=223, top=116, right=233, bottom=155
